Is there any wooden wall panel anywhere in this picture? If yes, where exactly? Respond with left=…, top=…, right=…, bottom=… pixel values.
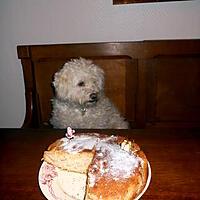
left=146, top=56, right=200, bottom=127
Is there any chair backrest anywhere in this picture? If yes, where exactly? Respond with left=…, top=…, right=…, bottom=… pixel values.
left=17, top=40, right=200, bottom=129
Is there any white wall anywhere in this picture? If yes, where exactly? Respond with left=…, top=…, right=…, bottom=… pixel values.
left=0, top=0, right=200, bottom=128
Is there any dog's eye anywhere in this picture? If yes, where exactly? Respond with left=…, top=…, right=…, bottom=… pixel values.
left=77, top=81, right=85, bottom=87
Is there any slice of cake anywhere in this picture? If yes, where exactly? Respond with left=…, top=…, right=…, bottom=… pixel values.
left=56, top=168, right=87, bottom=200
left=42, top=131, right=148, bottom=200
left=43, top=135, right=96, bottom=173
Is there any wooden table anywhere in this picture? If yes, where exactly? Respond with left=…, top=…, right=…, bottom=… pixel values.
left=0, top=128, right=200, bottom=199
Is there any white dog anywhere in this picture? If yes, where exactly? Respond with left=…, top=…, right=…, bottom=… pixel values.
left=50, top=58, right=129, bottom=129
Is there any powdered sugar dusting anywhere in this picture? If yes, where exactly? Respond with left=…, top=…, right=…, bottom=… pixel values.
left=59, top=133, right=141, bottom=186
left=60, top=133, right=117, bottom=153
left=60, top=134, right=99, bottom=153
left=100, top=142, right=140, bottom=179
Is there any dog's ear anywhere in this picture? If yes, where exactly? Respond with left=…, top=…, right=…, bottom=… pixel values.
left=53, top=70, right=69, bottom=100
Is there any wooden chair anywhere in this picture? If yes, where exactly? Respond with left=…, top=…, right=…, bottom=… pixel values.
left=17, top=40, right=200, bottom=128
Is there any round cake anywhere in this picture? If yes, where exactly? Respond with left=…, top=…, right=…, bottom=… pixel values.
left=42, top=130, right=148, bottom=200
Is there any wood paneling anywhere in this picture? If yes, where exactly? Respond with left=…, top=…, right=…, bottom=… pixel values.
left=146, top=56, right=200, bottom=127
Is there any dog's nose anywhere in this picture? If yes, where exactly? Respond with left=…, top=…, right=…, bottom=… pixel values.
left=89, top=93, right=97, bottom=101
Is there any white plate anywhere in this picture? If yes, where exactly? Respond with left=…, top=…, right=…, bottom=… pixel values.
left=135, top=162, right=151, bottom=200
left=38, top=161, right=151, bottom=200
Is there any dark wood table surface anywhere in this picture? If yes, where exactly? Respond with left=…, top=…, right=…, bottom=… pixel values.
left=0, top=128, right=200, bottom=200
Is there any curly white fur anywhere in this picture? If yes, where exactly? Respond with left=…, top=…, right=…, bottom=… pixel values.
left=50, top=58, right=129, bottom=129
